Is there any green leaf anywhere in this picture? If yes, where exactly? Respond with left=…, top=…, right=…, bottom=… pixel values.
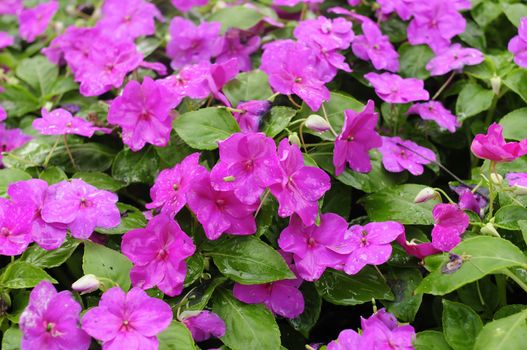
left=414, top=330, right=453, bottom=350
left=82, top=241, right=132, bottom=290
left=0, top=261, right=57, bottom=289
left=206, top=236, right=295, bottom=284
left=442, top=300, right=483, bottom=350
left=15, top=56, right=58, bottom=98
left=262, top=106, right=297, bottom=138
left=384, top=268, right=423, bottom=322
left=315, top=267, right=394, bottom=306
left=459, top=19, right=487, bottom=51
left=456, top=83, right=494, bottom=119
left=289, top=283, right=322, bottom=338
left=0, top=84, right=40, bottom=117
left=155, top=133, right=196, bottom=168
left=499, top=108, right=527, bottom=141
left=213, top=288, right=281, bottom=350
left=186, top=277, right=227, bottom=311
left=359, top=184, right=441, bottom=225
left=208, top=6, right=265, bottom=33
left=494, top=205, right=527, bottom=231
left=1, top=327, right=22, bottom=350
left=474, top=309, right=527, bottom=350
left=0, top=168, right=31, bottom=197
left=112, top=147, right=159, bottom=185
left=174, top=107, right=240, bottom=150
left=96, top=203, right=147, bottom=235
left=184, top=253, right=205, bottom=287
left=223, top=70, right=273, bottom=106
left=72, top=171, right=125, bottom=191
left=49, top=142, right=117, bottom=173
left=158, top=321, right=197, bottom=350
left=520, top=220, right=527, bottom=245
left=472, top=1, right=503, bottom=28
left=398, top=43, right=435, bottom=80
left=39, top=166, right=68, bottom=184
left=415, top=236, right=527, bottom=295
left=501, top=3, right=527, bottom=27
left=21, top=237, right=80, bottom=268
left=504, top=69, right=527, bottom=103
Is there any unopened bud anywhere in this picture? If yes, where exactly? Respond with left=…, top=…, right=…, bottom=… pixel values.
left=305, top=114, right=331, bottom=133
left=481, top=223, right=500, bottom=237
left=513, top=185, right=527, bottom=195
left=288, top=132, right=301, bottom=147
left=72, top=274, right=100, bottom=294
left=414, top=187, right=439, bottom=203
left=223, top=176, right=235, bottom=182
left=491, top=75, right=501, bottom=96
left=490, top=173, right=503, bottom=185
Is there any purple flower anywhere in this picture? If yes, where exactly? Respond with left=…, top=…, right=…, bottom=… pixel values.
left=360, top=308, right=416, bottom=349
left=166, top=18, right=223, bottom=70
left=20, top=281, right=91, bottom=350
left=274, top=0, right=323, bottom=6
left=108, top=77, right=174, bottom=151
left=426, top=44, right=484, bottom=76
left=181, top=311, right=226, bottom=342
left=0, top=31, right=14, bottom=49
left=43, top=26, right=99, bottom=67
left=407, top=101, right=460, bottom=132
left=233, top=100, right=272, bottom=132
left=18, top=0, right=58, bottom=43
left=507, top=172, right=527, bottom=187
left=33, top=108, right=110, bottom=137
left=327, top=329, right=361, bottom=350
left=431, top=203, right=469, bottom=251
left=379, top=136, right=437, bottom=176
left=0, top=124, right=32, bottom=166
left=187, top=171, right=258, bottom=240
left=470, top=123, right=527, bottom=162
left=210, top=132, right=281, bottom=205
left=396, top=231, right=440, bottom=259
left=171, top=0, right=208, bottom=12
left=451, top=185, right=487, bottom=216
left=82, top=287, right=173, bottom=350
left=365, top=72, right=429, bottom=103
left=0, top=198, right=33, bottom=256
left=270, top=139, right=331, bottom=226
left=122, top=214, right=196, bottom=297
left=294, top=16, right=354, bottom=52
left=376, top=0, right=415, bottom=20
left=333, top=100, right=383, bottom=175
left=0, top=0, right=22, bottom=15
left=217, top=29, right=260, bottom=72
left=509, top=18, right=527, bottom=68
left=157, top=63, right=211, bottom=107
left=0, top=106, right=6, bottom=121
left=278, top=214, right=348, bottom=281
left=352, top=19, right=399, bottom=72
left=41, top=179, right=120, bottom=240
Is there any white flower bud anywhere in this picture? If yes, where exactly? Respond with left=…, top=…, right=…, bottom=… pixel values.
left=72, top=274, right=100, bottom=294
left=288, top=132, right=301, bottom=147
left=513, top=185, right=527, bottom=195
left=481, top=223, right=500, bottom=237
left=491, top=75, right=501, bottom=96
left=414, top=187, right=439, bottom=203
left=305, top=114, right=331, bottom=133
left=490, top=173, right=503, bottom=185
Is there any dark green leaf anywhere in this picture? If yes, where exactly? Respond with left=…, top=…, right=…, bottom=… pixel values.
left=208, top=6, right=265, bottom=33
left=223, top=70, right=273, bottom=106
left=0, top=84, right=40, bottom=117
left=39, top=166, right=68, bottom=184
left=504, top=69, right=527, bottom=103
left=15, top=56, right=58, bottom=97
left=494, top=205, right=527, bottom=231
left=398, top=44, right=434, bottom=80
left=262, top=106, right=296, bottom=138
left=0, top=261, right=57, bottom=289
left=0, top=168, right=31, bottom=197
left=501, top=3, right=527, bottom=27
left=1, top=327, right=22, bottom=350
left=73, top=171, right=125, bottom=191
left=112, top=147, right=159, bottom=185
left=82, top=241, right=132, bottom=290
left=384, top=268, right=423, bottom=322
left=96, top=203, right=146, bottom=235
left=456, top=83, right=494, bottom=119
left=289, top=283, right=322, bottom=338
left=158, top=321, right=198, bottom=350
left=442, top=300, right=483, bottom=350
left=499, top=108, right=527, bottom=141
left=414, top=330, right=453, bottom=350
left=21, top=237, right=80, bottom=268
left=474, top=309, right=527, bottom=350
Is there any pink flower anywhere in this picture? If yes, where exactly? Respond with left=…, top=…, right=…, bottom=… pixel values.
left=294, top=16, right=354, bottom=51
left=379, top=136, right=437, bottom=176
left=82, top=287, right=173, bottom=350
left=274, top=0, right=323, bottom=6
left=8, top=179, right=68, bottom=250
left=181, top=311, right=226, bottom=342
left=278, top=214, right=348, bottom=281
left=470, top=123, right=527, bottom=162
left=352, top=19, right=399, bottom=72
left=108, top=77, right=174, bottom=151
left=41, top=179, right=120, bottom=240
left=506, top=172, right=527, bottom=187
left=407, top=101, right=460, bottom=132
left=20, top=281, right=91, bottom=350
left=217, top=29, right=260, bottom=72
left=327, top=330, right=361, bottom=350
left=340, top=221, right=404, bottom=275
left=32, top=108, right=110, bottom=137
left=426, top=44, right=484, bottom=76
left=122, top=214, right=196, bottom=297
left=509, top=18, right=527, bottom=68
left=42, top=26, right=99, bottom=67
left=233, top=100, right=272, bottom=132
left=166, top=18, right=223, bottom=70
left=333, top=100, right=383, bottom=175
left=0, top=124, right=32, bottom=166
left=364, top=72, right=429, bottom=103
left=0, top=106, right=6, bottom=121
left=360, top=308, right=416, bottom=349
left=18, top=0, right=58, bottom=43
left=431, top=203, right=469, bottom=252
left=171, top=0, right=208, bottom=12
left=376, top=0, right=415, bottom=21
left=0, top=31, right=14, bottom=49
left=0, top=198, right=33, bottom=256
left=157, top=63, right=211, bottom=107
left=270, top=139, right=331, bottom=226
left=210, top=132, right=281, bottom=205
left=187, top=172, right=258, bottom=240
left=0, top=0, right=22, bottom=15
left=451, top=185, right=487, bottom=216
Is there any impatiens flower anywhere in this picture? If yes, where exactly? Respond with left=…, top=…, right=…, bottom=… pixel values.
left=426, top=44, right=484, bottom=76
left=431, top=203, right=469, bottom=251
left=0, top=0, right=22, bottom=15
left=0, top=31, right=14, bottom=49
left=42, top=26, right=100, bottom=68
left=451, top=185, right=487, bottom=216
left=327, top=329, right=361, bottom=350
left=171, top=0, right=208, bottom=12
left=18, top=0, right=58, bottom=43
left=20, top=281, right=91, bottom=350
left=232, top=100, right=272, bottom=132
left=210, top=132, right=281, bottom=205
left=352, top=19, right=399, bottom=72
left=278, top=214, right=348, bottom=281
left=187, top=171, right=258, bottom=240
left=270, top=139, right=331, bottom=226
left=180, top=311, right=226, bottom=342
left=360, top=308, right=416, bottom=349
left=376, top=0, right=415, bottom=20
left=364, top=72, right=429, bottom=103
left=33, top=108, right=110, bottom=137
left=217, top=29, right=261, bottom=72
left=470, top=123, right=527, bottom=162
left=82, top=287, right=173, bottom=350
left=122, top=214, right=196, bottom=296
left=407, top=101, right=460, bottom=132
left=0, top=106, right=6, bottom=121
left=396, top=233, right=440, bottom=259
left=166, top=18, right=223, bottom=70
left=108, top=77, right=175, bottom=151
left=8, top=179, right=68, bottom=250
left=41, top=179, right=120, bottom=239
left=274, top=0, right=323, bottom=6
left=506, top=172, right=527, bottom=187
left=508, top=17, right=527, bottom=68
left=333, top=100, right=383, bottom=175
left=294, top=16, right=354, bottom=51
left=0, top=198, right=33, bottom=256
left=0, top=124, right=32, bottom=166
left=379, top=136, right=437, bottom=176
left=340, top=221, right=404, bottom=275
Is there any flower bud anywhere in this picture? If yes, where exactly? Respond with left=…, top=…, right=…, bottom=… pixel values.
left=481, top=223, right=500, bottom=237
left=72, top=274, right=100, bottom=294
left=491, top=75, right=501, bottom=96
left=414, top=187, right=439, bottom=203
left=513, top=185, right=527, bottom=195
left=490, top=173, right=503, bottom=185
left=288, top=132, right=301, bottom=147
left=305, top=114, right=331, bottom=133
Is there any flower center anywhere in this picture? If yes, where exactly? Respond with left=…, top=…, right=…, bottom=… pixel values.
left=215, top=199, right=225, bottom=210
left=173, top=183, right=179, bottom=191
left=373, top=44, right=380, bottom=50
left=0, top=227, right=10, bottom=237
left=120, top=320, right=131, bottom=332
left=243, top=159, right=254, bottom=171
left=79, top=198, right=92, bottom=208
left=139, top=111, right=151, bottom=121
left=294, top=77, right=303, bottom=83
left=307, top=237, right=317, bottom=248
left=66, top=122, right=72, bottom=128
left=157, top=247, right=169, bottom=260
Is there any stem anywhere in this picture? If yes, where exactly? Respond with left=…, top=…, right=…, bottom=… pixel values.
left=267, top=92, right=280, bottom=102
left=303, top=142, right=335, bottom=147
left=63, top=135, right=78, bottom=171
left=484, top=95, right=499, bottom=126
left=43, top=137, right=61, bottom=168
left=373, top=265, right=386, bottom=282
left=476, top=280, right=486, bottom=306
left=288, top=95, right=302, bottom=109
left=300, top=3, right=308, bottom=20
left=496, top=275, right=507, bottom=307
left=432, top=72, right=456, bottom=100
left=321, top=104, right=338, bottom=137
left=391, top=104, right=398, bottom=135
left=502, top=269, right=527, bottom=294
left=299, top=122, right=308, bottom=153
left=433, top=188, right=456, bottom=204
left=488, top=161, right=496, bottom=217
left=254, top=189, right=270, bottom=218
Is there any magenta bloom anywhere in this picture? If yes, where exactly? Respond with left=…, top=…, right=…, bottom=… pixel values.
left=0, top=107, right=6, bottom=121
left=352, top=19, right=399, bottom=72
left=171, top=0, right=208, bottom=12
left=327, top=329, right=361, bottom=350
left=507, top=172, right=527, bottom=187
left=43, top=26, right=100, bottom=68
left=97, top=0, right=162, bottom=41
left=166, top=18, right=223, bottom=70
left=0, top=0, right=22, bottom=15
left=470, top=123, right=527, bottom=162
left=274, top=0, right=323, bottom=6
left=376, top=0, right=415, bottom=20
left=158, top=63, right=211, bottom=107
left=270, top=139, right=331, bottom=226
left=379, top=136, right=437, bottom=176
left=18, top=0, right=58, bottom=42
left=0, top=198, right=33, bottom=256
left=361, top=308, right=416, bottom=349
left=108, top=77, right=174, bottom=151
left=8, top=179, right=68, bottom=250
left=0, top=31, right=14, bottom=49
left=396, top=232, right=440, bottom=260
left=20, top=281, right=91, bottom=350
left=233, top=100, right=272, bottom=132
left=122, top=214, right=196, bottom=297
left=0, top=123, right=32, bottom=166
left=33, top=108, right=110, bottom=137
left=187, top=172, right=258, bottom=240
left=450, top=185, right=487, bottom=216
left=261, top=40, right=330, bottom=111
left=217, top=29, right=260, bottom=72
left=210, top=132, right=281, bottom=205
left=333, top=100, right=383, bottom=175
left=278, top=214, right=348, bottom=281
left=426, top=44, right=484, bottom=76
left=431, top=203, right=469, bottom=252
left=509, top=18, right=527, bottom=68
left=82, top=287, right=173, bottom=350
left=407, top=101, right=460, bottom=133
left=41, top=179, right=120, bottom=240
left=294, top=16, right=354, bottom=51
left=365, top=72, right=429, bottom=104
left=181, top=311, right=226, bottom=342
